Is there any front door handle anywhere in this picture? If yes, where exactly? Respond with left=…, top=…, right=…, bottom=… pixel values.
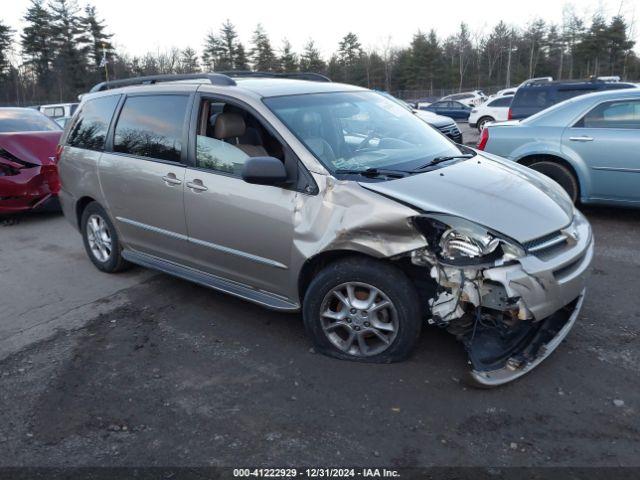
left=162, top=173, right=182, bottom=186
left=569, top=136, right=594, bottom=142
left=186, top=179, right=208, bottom=192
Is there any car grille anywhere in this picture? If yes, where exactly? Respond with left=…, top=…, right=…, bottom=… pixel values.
left=523, top=230, right=568, bottom=257
left=437, top=123, right=461, bottom=140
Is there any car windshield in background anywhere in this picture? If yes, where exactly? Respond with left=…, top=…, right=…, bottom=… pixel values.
left=0, top=108, right=61, bottom=133
left=264, top=91, right=466, bottom=174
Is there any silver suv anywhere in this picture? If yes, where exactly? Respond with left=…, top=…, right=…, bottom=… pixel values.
left=58, top=73, right=593, bottom=387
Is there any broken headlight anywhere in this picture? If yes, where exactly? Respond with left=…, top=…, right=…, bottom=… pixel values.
left=413, top=214, right=524, bottom=265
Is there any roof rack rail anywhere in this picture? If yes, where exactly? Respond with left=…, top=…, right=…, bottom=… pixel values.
left=218, top=70, right=331, bottom=82
left=591, top=75, right=620, bottom=82
left=89, top=72, right=237, bottom=93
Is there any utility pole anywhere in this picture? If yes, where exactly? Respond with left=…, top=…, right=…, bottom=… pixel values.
left=506, top=33, right=512, bottom=87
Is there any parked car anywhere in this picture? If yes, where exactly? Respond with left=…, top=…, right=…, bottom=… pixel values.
left=0, top=108, right=62, bottom=214
left=478, top=88, right=640, bottom=206
left=39, top=102, right=79, bottom=119
left=420, top=100, right=472, bottom=120
left=440, top=90, right=487, bottom=107
left=58, top=73, right=593, bottom=387
left=469, top=95, right=512, bottom=132
left=485, top=87, right=517, bottom=103
left=376, top=92, right=463, bottom=143
left=508, top=78, right=636, bottom=120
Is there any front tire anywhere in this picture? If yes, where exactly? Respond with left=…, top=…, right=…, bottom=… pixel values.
left=526, top=160, right=579, bottom=203
left=302, top=257, right=422, bottom=363
left=81, top=202, right=130, bottom=273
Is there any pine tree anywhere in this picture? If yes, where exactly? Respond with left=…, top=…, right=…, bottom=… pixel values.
left=606, top=15, right=634, bottom=76
left=21, top=0, right=54, bottom=86
left=202, top=32, right=225, bottom=70
left=250, top=24, right=277, bottom=71
left=219, top=19, right=237, bottom=69
left=234, top=43, right=249, bottom=70
left=299, top=39, right=325, bottom=72
left=279, top=39, right=298, bottom=72
left=338, top=32, right=362, bottom=67
left=202, top=20, right=244, bottom=71
left=178, top=47, right=199, bottom=73
left=49, top=0, right=90, bottom=95
left=0, top=21, right=14, bottom=78
left=80, top=4, right=113, bottom=69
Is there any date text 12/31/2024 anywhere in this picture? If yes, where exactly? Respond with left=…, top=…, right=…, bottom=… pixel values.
left=233, top=468, right=401, bottom=478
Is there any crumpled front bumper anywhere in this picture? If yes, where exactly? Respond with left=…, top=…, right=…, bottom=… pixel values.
left=463, top=214, right=594, bottom=386
left=468, top=291, right=585, bottom=387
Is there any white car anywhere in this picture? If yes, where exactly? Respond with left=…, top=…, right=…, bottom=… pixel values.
left=39, top=102, right=79, bottom=119
left=440, top=90, right=487, bottom=107
left=486, top=87, right=517, bottom=102
left=468, top=95, right=512, bottom=132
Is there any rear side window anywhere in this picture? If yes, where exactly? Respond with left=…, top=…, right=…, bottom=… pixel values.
left=488, top=97, right=512, bottom=107
left=67, top=95, right=120, bottom=151
left=555, top=88, right=595, bottom=102
left=113, top=95, right=189, bottom=162
left=579, top=100, right=640, bottom=129
left=514, top=89, right=550, bottom=108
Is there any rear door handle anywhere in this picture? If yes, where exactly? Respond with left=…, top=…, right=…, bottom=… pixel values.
left=186, top=179, right=208, bottom=192
left=162, top=173, right=182, bottom=186
left=569, top=136, right=594, bottom=142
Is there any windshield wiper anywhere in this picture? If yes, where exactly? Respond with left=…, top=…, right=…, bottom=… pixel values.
left=413, top=153, right=475, bottom=170
left=334, top=167, right=411, bottom=178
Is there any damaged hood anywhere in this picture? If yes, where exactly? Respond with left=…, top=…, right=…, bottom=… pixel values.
left=359, top=153, right=574, bottom=243
left=0, top=131, right=62, bottom=166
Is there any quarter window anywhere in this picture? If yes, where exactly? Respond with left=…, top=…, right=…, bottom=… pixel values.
left=114, top=95, right=189, bottom=162
left=488, top=97, right=512, bottom=107
left=67, top=95, right=120, bottom=151
left=579, top=100, right=640, bottom=129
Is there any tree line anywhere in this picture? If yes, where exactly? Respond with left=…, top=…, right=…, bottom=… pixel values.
left=1, top=0, right=638, bottom=106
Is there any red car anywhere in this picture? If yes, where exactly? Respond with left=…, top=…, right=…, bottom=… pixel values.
left=0, top=108, right=63, bottom=214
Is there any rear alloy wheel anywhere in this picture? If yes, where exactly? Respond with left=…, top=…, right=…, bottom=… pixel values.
left=81, top=202, right=130, bottom=272
left=526, top=160, right=579, bottom=204
left=303, top=257, right=422, bottom=363
left=477, top=116, right=494, bottom=133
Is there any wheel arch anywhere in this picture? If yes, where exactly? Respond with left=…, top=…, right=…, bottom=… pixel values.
left=75, top=196, right=97, bottom=228
left=516, top=153, right=585, bottom=200
left=297, top=248, right=436, bottom=308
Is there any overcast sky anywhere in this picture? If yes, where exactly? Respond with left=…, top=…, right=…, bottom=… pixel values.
left=3, top=0, right=639, bottom=58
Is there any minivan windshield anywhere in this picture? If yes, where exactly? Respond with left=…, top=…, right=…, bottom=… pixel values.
left=264, top=91, right=466, bottom=174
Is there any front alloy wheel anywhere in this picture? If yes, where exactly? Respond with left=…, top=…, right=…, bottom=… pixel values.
left=320, top=282, right=399, bottom=357
left=302, top=257, right=422, bottom=363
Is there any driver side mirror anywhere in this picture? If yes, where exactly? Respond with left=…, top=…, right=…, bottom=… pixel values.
left=241, top=156, right=288, bottom=186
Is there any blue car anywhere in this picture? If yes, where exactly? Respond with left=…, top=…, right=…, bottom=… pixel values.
left=478, top=87, right=640, bottom=206
left=420, top=100, right=472, bottom=120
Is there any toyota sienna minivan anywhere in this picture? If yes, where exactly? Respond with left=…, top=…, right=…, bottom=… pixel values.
left=57, top=72, right=593, bottom=387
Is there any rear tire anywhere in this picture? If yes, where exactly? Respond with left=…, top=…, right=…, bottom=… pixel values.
left=477, top=116, right=494, bottom=132
left=525, top=159, right=579, bottom=203
left=302, top=257, right=422, bottom=363
left=80, top=202, right=130, bottom=273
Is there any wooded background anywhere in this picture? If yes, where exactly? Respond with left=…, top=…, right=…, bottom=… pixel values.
left=1, top=0, right=638, bottom=105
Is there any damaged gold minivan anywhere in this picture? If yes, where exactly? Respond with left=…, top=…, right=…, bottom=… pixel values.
left=58, top=73, right=593, bottom=387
